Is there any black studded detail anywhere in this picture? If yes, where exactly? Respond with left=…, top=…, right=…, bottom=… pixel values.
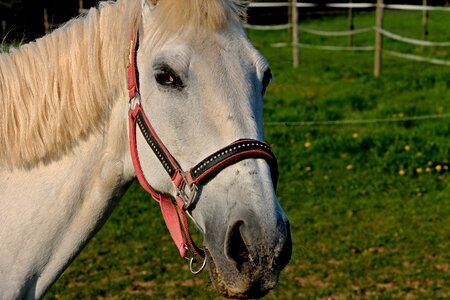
left=189, top=139, right=278, bottom=189
left=136, top=111, right=177, bottom=178
left=134, top=108, right=277, bottom=190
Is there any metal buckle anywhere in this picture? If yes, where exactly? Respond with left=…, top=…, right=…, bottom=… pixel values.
left=128, top=93, right=141, bottom=110
left=176, top=175, right=198, bottom=211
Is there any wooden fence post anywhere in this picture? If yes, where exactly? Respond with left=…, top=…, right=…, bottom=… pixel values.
left=43, top=8, right=49, bottom=34
left=374, top=0, right=384, bottom=77
left=348, top=0, right=354, bottom=47
left=1, top=20, right=5, bottom=41
left=292, top=0, right=299, bottom=67
left=288, top=0, right=293, bottom=42
left=422, top=0, right=428, bottom=48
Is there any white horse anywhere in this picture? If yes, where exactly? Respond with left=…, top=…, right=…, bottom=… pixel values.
left=0, top=0, right=292, bottom=298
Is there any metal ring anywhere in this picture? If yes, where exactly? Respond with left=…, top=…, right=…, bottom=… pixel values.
left=189, top=255, right=207, bottom=275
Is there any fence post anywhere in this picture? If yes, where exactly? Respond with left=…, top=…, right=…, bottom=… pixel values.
left=1, top=20, right=5, bottom=41
left=374, top=0, right=384, bottom=77
left=422, top=0, right=428, bottom=47
left=292, top=0, right=299, bottom=67
left=43, top=8, right=49, bottom=34
left=288, top=0, right=293, bottom=42
left=348, top=0, right=354, bottom=47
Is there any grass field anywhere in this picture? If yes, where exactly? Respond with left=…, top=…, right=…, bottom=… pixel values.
left=47, top=10, right=450, bottom=299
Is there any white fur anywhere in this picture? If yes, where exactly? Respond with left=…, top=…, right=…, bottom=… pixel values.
left=0, top=0, right=290, bottom=298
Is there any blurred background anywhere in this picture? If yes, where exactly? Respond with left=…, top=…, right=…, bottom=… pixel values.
left=1, top=0, right=449, bottom=43
left=0, top=0, right=97, bottom=43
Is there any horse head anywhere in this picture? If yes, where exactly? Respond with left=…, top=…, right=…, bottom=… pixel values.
left=130, top=0, right=292, bottom=298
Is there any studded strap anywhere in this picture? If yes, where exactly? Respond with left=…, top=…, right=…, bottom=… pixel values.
left=135, top=109, right=180, bottom=178
left=188, top=139, right=278, bottom=189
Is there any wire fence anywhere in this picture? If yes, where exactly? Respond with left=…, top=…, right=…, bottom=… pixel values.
left=246, top=1, right=450, bottom=75
left=265, top=113, right=450, bottom=127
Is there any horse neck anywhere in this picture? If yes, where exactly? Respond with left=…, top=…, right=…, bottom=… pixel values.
left=0, top=2, right=146, bottom=297
left=0, top=110, right=134, bottom=298
left=0, top=1, right=132, bottom=169
left=0, top=75, right=135, bottom=300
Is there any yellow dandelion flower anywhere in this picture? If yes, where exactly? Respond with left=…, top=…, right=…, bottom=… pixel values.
left=404, top=145, right=411, bottom=152
left=426, top=167, right=432, bottom=173
left=346, top=164, right=353, bottom=171
left=304, top=142, right=312, bottom=149
left=398, top=169, right=406, bottom=176
left=305, top=166, right=312, bottom=172
left=352, top=133, right=359, bottom=139
left=444, top=165, right=449, bottom=171
left=436, top=165, right=442, bottom=172
left=416, top=167, right=423, bottom=173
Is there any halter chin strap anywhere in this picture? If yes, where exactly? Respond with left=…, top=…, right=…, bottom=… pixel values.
left=127, top=30, right=278, bottom=274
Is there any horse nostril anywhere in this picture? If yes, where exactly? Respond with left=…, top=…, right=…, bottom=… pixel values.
left=225, top=220, right=250, bottom=271
left=224, top=218, right=292, bottom=273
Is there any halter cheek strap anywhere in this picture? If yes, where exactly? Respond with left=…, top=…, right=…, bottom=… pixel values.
left=128, top=30, right=206, bottom=266
left=128, top=103, right=206, bottom=261
left=127, top=30, right=278, bottom=274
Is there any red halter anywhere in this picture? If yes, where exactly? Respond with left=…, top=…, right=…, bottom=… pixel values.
left=127, top=30, right=278, bottom=274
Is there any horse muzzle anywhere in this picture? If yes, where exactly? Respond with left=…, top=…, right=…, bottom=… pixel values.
left=203, top=204, right=292, bottom=299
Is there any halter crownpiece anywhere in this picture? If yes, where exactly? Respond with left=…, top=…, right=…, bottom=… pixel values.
left=127, top=29, right=278, bottom=274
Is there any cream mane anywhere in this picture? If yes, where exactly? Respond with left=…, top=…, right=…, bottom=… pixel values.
left=0, top=0, right=247, bottom=168
left=152, top=0, right=248, bottom=33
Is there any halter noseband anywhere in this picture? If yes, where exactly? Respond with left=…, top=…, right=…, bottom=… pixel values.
left=127, top=30, right=278, bottom=274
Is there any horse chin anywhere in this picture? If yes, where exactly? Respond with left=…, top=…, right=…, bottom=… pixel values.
left=205, top=249, right=279, bottom=299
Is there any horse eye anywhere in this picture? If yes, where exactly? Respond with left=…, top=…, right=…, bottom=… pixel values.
left=262, top=68, right=272, bottom=92
left=155, top=69, right=183, bottom=88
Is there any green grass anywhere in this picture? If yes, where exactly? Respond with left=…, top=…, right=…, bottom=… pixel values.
left=47, top=10, right=450, bottom=299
